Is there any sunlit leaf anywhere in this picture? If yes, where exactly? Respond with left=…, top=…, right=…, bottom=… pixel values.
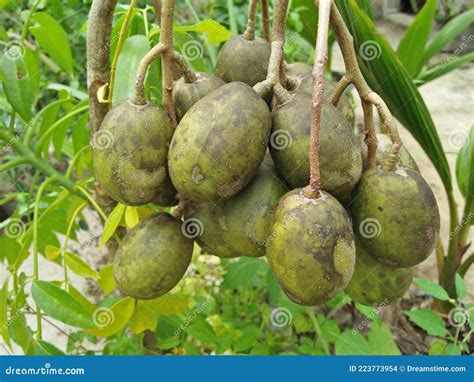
left=125, top=206, right=139, bottom=229
left=98, top=264, right=116, bottom=296
left=35, top=339, right=65, bottom=355
left=174, top=19, right=232, bottom=44
left=0, top=281, right=11, bottom=349
left=29, top=12, right=73, bottom=74
left=31, top=281, right=94, bottom=328
left=87, top=297, right=135, bottom=337
left=100, top=203, right=126, bottom=247
left=456, top=127, right=474, bottom=216
left=44, top=245, right=61, bottom=261
left=65, top=252, right=99, bottom=279
left=404, top=308, right=447, bottom=337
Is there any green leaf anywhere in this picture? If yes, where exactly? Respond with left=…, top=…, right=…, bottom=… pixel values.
left=44, top=244, right=61, bottom=261
left=233, top=326, right=260, bottom=352
left=125, top=206, right=139, bottom=229
left=0, top=281, right=11, bottom=349
left=31, top=281, right=94, bottom=329
left=335, top=330, right=373, bottom=355
left=112, top=35, right=150, bottom=105
left=68, top=285, right=97, bottom=314
left=454, top=274, right=467, bottom=300
left=1, top=50, right=32, bottom=121
left=98, top=264, right=116, bottom=296
left=413, top=277, right=451, bottom=301
left=23, top=47, right=40, bottom=95
left=29, top=12, right=73, bottom=74
left=65, top=252, right=99, bottom=279
left=423, top=8, right=474, bottom=64
left=187, top=316, right=217, bottom=344
left=428, top=339, right=448, bottom=355
left=99, top=203, right=126, bottom=247
left=8, top=308, right=32, bottom=353
left=356, top=0, right=375, bottom=20
left=367, top=321, right=400, bottom=355
left=417, top=52, right=474, bottom=85
left=337, top=0, right=452, bottom=193
left=88, top=297, right=135, bottom=337
left=174, top=19, right=232, bottom=44
left=35, top=339, right=65, bottom=355
left=0, top=235, right=22, bottom=266
left=404, top=308, right=447, bottom=337
left=455, top=127, right=474, bottom=216
left=222, top=257, right=268, bottom=291
left=397, top=0, right=436, bottom=77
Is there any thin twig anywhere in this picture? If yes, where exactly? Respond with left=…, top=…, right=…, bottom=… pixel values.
left=172, top=51, right=197, bottom=83
left=261, top=0, right=271, bottom=41
left=243, top=0, right=258, bottom=40
left=327, top=1, right=402, bottom=169
left=305, top=0, right=331, bottom=199
left=152, top=0, right=162, bottom=25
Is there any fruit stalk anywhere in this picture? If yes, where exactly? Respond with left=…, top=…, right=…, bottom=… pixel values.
left=243, top=0, right=258, bottom=40
left=261, top=0, right=271, bottom=41
left=253, top=0, right=289, bottom=98
left=326, top=1, right=402, bottom=169
left=172, top=51, right=197, bottom=83
left=305, top=0, right=331, bottom=199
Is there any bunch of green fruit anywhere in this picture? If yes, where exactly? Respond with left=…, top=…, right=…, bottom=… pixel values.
left=92, top=21, right=439, bottom=306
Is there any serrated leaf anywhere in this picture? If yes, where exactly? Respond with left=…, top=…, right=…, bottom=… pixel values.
left=99, top=203, right=126, bottom=247
left=112, top=35, right=150, bottom=105
left=397, top=0, right=436, bottom=77
left=98, top=264, right=116, bottom=296
left=187, top=316, right=217, bottom=344
left=29, top=12, right=73, bottom=74
left=35, top=339, right=65, bottom=355
left=174, top=19, right=231, bottom=44
left=454, top=274, right=467, bottom=301
left=413, top=277, right=450, bottom=301
left=87, top=297, right=135, bottom=337
left=44, top=245, right=61, bottom=261
left=404, top=308, right=447, bottom=337
left=337, top=0, right=452, bottom=193
left=31, top=281, right=94, bottom=329
left=65, top=252, right=99, bottom=279
left=367, top=321, right=400, bottom=355
left=1, top=50, right=32, bottom=121
left=335, top=330, right=373, bottom=355
left=125, top=206, right=139, bottom=229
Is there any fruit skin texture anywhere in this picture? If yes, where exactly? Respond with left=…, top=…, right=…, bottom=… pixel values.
left=360, top=133, right=419, bottom=172
left=173, top=72, right=224, bottom=121
left=352, top=167, right=440, bottom=268
left=345, top=238, right=413, bottom=306
left=94, top=100, right=174, bottom=206
left=267, top=189, right=356, bottom=306
left=270, top=92, right=362, bottom=204
left=169, top=82, right=271, bottom=202
left=185, top=158, right=288, bottom=258
left=215, top=35, right=271, bottom=86
left=113, top=213, right=193, bottom=300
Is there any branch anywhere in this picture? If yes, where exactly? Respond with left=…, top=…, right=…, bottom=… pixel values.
left=243, top=0, right=258, bottom=40
left=328, top=1, right=402, bottom=170
left=261, top=0, right=271, bottom=41
left=304, top=0, right=331, bottom=199
left=87, top=0, right=117, bottom=134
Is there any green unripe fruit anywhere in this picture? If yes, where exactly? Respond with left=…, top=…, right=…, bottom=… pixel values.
left=270, top=92, right=362, bottom=204
left=267, top=189, right=356, bottom=306
left=352, top=167, right=440, bottom=267
left=113, top=213, right=193, bottom=300
left=345, top=238, right=413, bottom=306
left=216, top=35, right=271, bottom=86
left=296, top=75, right=354, bottom=126
left=360, top=133, right=419, bottom=172
left=169, top=82, right=271, bottom=202
left=185, top=158, right=288, bottom=258
left=173, top=72, right=225, bottom=121
left=151, top=173, right=178, bottom=207
left=93, top=100, right=174, bottom=206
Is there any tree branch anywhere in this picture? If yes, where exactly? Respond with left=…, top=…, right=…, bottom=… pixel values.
left=261, top=0, right=271, bottom=41
left=244, top=0, right=258, bottom=40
